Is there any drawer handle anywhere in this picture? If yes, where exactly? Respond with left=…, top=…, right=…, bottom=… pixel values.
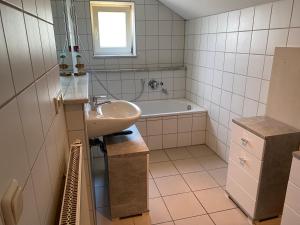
left=239, top=157, right=247, bottom=165
left=241, top=138, right=249, bottom=146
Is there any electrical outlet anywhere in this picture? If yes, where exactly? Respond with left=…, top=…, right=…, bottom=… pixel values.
left=1, top=179, right=23, bottom=225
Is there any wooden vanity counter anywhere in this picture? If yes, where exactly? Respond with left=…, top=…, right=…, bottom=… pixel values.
left=104, top=125, right=149, bottom=219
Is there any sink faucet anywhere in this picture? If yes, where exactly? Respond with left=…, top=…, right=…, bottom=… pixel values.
left=91, top=96, right=111, bottom=111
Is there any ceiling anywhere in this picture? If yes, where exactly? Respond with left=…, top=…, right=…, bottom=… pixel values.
left=159, top=0, right=276, bottom=19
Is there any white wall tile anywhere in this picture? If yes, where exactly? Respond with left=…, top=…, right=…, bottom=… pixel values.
left=159, top=4, right=172, bottom=20
left=253, top=3, right=272, bottom=30
left=237, top=31, right=252, bottom=53
left=233, top=74, right=246, bottom=95
left=231, top=94, right=244, bottom=115
left=0, top=100, right=29, bottom=197
left=163, top=118, right=177, bottom=134
left=219, top=108, right=230, bottom=127
left=235, top=53, right=249, bottom=75
left=185, top=0, right=300, bottom=162
left=192, top=131, right=205, bottom=145
left=263, top=56, right=274, bottom=80
left=17, top=84, right=44, bottom=167
left=250, top=30, right=268, bottom=54
left=217, top=13, right=228, bottom=32
left=270, top=0, right=293, bottom=29
left=287, top=28, right=300, bottom=47
left=239, top=7, right=254, bottom=31
left=223, top=53, right=236, bottom=73
left=266, top=29, right=289, bottom=55
left=45, top=124, right=60, bottom=191
left=216, top=33, right=227, bottom=52
left=291, top=0, right=300, bottom=27
left=178, top=116, right=193, bottom=132
left=208, top=15, right=218, bottom=33
left=247, top=54, right=265, bottom=78
left=227, top=10, right=241, bottom=32
left=259, top=80, right=270, bottom=104
left=220, top=91, right=232, bottom=110
left=6, top=0, right=22, bottom=8
left=226, top=32, right=238, bottom=52
left=18, top=176, right=41, bottom=225
left=213, top=70, right=223, bottom=88
left=211, top=87, right=221, bottom=104
left=0, top=16, right=15, bottom=106
left=163, top=133, right=177, bottom=148
left=24, top=14, right=45, bottom=79
left=192, top=115, right=206, bottom=131
left=177, top=132, right=192, bottom=146
left=245, top=77, right=261, bottom=100
left=36, top=75, right=52, bottom=134
left=257, top=103, right=266, bottom=116
left=32, top=146, right=52, bottom=225
left=1, top=4, right=34, bottom=93
left=148, top=135, right=163, bottom=150
left=243, top=98, right=258, bottom=117
left=222, top=72, right=234, bottom=92
left=147, top=119, right=163, bottom=135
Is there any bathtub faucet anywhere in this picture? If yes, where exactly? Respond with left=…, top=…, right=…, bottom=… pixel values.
left=148, top=79, right=163, bottom=90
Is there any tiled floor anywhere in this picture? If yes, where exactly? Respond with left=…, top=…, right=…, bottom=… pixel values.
left=92, top=145, right=281, bottom=225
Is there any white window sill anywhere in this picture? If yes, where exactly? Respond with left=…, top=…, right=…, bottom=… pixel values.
left=93, top=53, right=137, bottom=58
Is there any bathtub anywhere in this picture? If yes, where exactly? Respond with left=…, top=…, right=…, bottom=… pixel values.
left=134, top=99, right=207, bottom=150
left=135, top=99, right=205, bottom=118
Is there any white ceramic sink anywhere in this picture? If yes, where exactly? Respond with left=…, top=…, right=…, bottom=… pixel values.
left=85, top=100, right=141, bottom=137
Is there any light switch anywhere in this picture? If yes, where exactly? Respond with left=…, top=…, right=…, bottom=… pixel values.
left=1, top=179, right=23, bottom=225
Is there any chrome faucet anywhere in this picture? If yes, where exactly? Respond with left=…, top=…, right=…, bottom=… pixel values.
left=91, top=96, right=111, bottom=111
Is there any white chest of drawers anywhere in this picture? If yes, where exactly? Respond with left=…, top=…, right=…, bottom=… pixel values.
left=226, top=116, right=300, bottom=222
left=281, top=152, right=300, bottom=225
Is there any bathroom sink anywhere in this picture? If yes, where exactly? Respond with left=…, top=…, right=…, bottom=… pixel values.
left=85, top=100, right=141, bottom=137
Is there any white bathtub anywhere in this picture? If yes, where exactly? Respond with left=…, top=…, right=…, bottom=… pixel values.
left=134, top=99, right=207, bottom=150
left=135, top=99, right=206, bottom=117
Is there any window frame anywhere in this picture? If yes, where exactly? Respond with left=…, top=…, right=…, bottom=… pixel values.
left=90, top=1, right=136, bottom=57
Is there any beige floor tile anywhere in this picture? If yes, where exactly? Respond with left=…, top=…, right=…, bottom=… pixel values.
left=96, top=207, right=134, bottom=225
left=149, top=197, right=172, bottom=224
left=194, top=187, right=236, bottom=213
left=173, top=158, right=204, bottom=174
left=186, top=145, right=215, bottom=158
left=210, top=208, right=249, bottom=225
left=133, top=213, right=151, bottom=225
left=149, top=170, right=153, bottom=179
left=149, top=179, right=161, bottom=199
left=174, top=215, right=215, bottom=225
left=256, top=217, right=281, bottom=225
left=208, top=167, right=228, bottom=186
left=150, top=150, right=170, bottom=163
left=159, top=222, right=175, bottom=225
left=163, top=193, right=206, bottom=220
left=198, top=155, right=227, bottom=170
left=150, top=161, right=179, bottom=178
left=165, top=147, right=192, bottom=160
left=155, top=175, right=190, bottom=196
left=95, top=186, right=109, bottom=208
left=183, top=171, right=219, bottom=191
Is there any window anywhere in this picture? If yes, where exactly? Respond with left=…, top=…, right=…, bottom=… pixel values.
left=90, top=1, right=136, bottom=57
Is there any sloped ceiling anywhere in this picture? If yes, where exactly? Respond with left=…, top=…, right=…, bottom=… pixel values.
left=159, top=0, right=276, bottom=19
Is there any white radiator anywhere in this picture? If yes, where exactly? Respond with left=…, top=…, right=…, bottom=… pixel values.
left=59, top=140, right=83, bottom=225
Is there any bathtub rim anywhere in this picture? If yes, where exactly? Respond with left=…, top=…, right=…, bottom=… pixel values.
left=134, top=99, right=207, bottom=119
